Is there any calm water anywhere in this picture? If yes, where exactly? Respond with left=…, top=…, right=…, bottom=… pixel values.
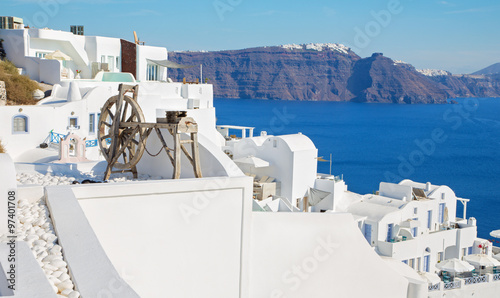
left=214, top=97, right=500, bottom=240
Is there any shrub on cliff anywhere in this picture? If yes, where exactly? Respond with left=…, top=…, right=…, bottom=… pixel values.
left=0, top=60, right=39, bottom=105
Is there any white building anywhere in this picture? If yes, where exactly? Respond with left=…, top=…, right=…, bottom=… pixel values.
left=348, top=181, right=482, bottom=274
left=0, top=21, right=168, bottom=84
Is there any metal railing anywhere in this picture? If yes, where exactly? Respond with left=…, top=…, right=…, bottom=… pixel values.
left=50, top=132, right=67, bottom=144
left=444, top=280, right=461, bottom=290
left=464, top=275, right=488, bottom=285
left=85, top=139, right=98, bottom=147
left=428, top=283, right=440, bottom=292
left=49, top=131, right=101, bottom=148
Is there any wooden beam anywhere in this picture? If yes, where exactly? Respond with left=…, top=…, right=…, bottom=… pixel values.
left=191, top=132, right=202, bottom=178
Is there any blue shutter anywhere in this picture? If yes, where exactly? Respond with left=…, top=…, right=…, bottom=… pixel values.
left=386, top=224, right=393, bottom=242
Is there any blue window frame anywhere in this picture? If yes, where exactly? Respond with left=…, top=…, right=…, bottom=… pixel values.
left=364, top=223, right=372, bottom=244
left=147, top=64, right=158, bottom=81
left=468, top=246, right=473, bottom=255
left=423, top=255, right=430, bottom=272
left=439, top=203, right=446, bottom=223
left=68, top=117, right=80, bottom=129
left=12, top=115, right=29, bottom=134
left=412, top=227, right=418, bottom=237
left=89, top=113, right=96, bottom=134
left=427, top=210, right=432, bottom=229
left=387, top=223, right=393, bottom=242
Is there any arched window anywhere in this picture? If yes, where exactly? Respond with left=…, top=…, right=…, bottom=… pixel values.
left=12, top=115, right=28, bottom=133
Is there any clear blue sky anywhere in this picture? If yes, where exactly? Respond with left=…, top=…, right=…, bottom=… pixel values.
left=6, top=0, right=500, bottom=73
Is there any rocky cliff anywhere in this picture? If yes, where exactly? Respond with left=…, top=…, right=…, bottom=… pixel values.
left=167, top=44, right=500, bottom=103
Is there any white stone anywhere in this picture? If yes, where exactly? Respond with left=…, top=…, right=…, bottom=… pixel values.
left=33, top=245, right=45, bottom=253
left=59, top=272, right=70, bottom=282
left=44, top=269, right=54, bottom=276
left=37, top=250, right=48, bottom=260
left=43, top=254, right=62, bottom=263
left=48, top=276, right=61, bottom=285
left=68, top=291, right=80, bottom=298
left=61, top=288, right=73, bottom=296
left=26, top=234, right=39, bottom=242
left=33, top=89, right=45, bottom=100
left=56, top=280, right=74, bottom=292
left=51, top=259, right=67, bottom=269
left=50, top=245, right=62, bottom=254
left=18, top=199, right=29, bottom=208
left=52, top=270, right=64, bottom=278
left=44, top=263, right=59, bottom=271
left=33, top=239, right=47, bottom=247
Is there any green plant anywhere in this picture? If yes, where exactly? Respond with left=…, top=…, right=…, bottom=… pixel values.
left=0, top=60, right=40, bottom=105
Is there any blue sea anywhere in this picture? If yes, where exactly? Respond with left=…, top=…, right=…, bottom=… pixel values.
left=214, top=97, right=500, bottom=240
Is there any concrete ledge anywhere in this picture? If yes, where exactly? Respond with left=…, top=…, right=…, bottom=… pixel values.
left=45, top=186, right=139, bottom=298
left=0, top=241, right=57, bottom=297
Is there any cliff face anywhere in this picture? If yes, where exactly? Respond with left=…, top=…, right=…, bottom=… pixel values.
left=169, top=47, right=360, bottom=101
left=167, top=46, right=500, bottom=103
left=429, top=75, right=500, bottom=98
left=347, top=53, right=452, bottom=104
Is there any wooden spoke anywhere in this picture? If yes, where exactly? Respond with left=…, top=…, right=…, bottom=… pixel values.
left=98, top=94, right=146, bottom=169
left=106, top=107, right=114, bottom=120
left=122, top=101, right=129, bottom=122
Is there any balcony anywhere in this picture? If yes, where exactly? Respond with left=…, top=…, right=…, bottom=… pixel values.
left=378, top=225, right=476, bottom=259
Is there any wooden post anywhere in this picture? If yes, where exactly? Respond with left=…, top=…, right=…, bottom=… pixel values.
left=303, top=197, right=309, bottom=212
left=173, top=129, right=182, bottom=179
left=191, top=132, right=202, bottom=178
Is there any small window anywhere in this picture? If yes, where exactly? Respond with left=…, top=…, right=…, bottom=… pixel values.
left=89, top=114, right=95, bottom=133
left=68, top=117, right=79, bottom=129
left=414, top=207, right=418, bottom=214
left=36, top=52, right=48, bottom=59
left=408, top=258, right=415, bottom=269
left=273, top=139, right=277, bottom=148
left=13, top=115, right=28, bottom=133
left=147, top=64, right=158, bottom=81
left=412, top=227, right=418, bottom=237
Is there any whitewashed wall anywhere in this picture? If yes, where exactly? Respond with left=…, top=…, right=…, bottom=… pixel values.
left=75, top=176, right=253, bottom=298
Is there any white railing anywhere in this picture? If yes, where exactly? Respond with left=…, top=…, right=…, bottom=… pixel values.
left=464, top=275, right=488, bottom=286
left=428, top=283, right=440, bottom=292
left=444, top=280, right=461, bottom=290
left=493, top=273, right=500, bottom=281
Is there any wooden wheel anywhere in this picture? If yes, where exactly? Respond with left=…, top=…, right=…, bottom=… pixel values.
left=98, top=95, right=146, bottom=170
